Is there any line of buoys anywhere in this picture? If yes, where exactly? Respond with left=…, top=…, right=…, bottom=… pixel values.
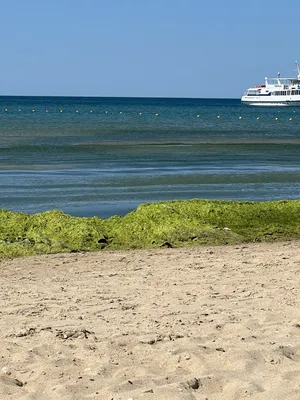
left=2, top=109, right=162, bottom=115
left=1, top=109, right=299, bottom=120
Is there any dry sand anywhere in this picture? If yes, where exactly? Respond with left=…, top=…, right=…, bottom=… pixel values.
left=1, top=241, right=300, bottom=399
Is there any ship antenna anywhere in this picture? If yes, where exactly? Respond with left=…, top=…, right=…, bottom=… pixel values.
left=296, top=60, right=300, bottom=80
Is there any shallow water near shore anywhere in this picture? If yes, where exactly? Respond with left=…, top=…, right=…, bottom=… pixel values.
left=1, top=96, right=300, bottom=218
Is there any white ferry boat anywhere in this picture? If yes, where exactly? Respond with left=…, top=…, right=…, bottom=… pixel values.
left=241, top=61, right=300, bottom=106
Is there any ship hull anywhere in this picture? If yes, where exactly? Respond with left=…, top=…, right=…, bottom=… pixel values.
left=241, top=95, right=300, bottom=106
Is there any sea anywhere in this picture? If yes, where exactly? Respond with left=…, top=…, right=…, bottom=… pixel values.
left=1, top=96, right=300, bottom=219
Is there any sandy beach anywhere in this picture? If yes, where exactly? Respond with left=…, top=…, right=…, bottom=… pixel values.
left=1, top=241, right=300, bottom=399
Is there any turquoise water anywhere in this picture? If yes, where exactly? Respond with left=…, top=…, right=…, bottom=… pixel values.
left=1, top=96, right=300, bottom=218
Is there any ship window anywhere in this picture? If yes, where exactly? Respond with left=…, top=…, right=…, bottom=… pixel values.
left=247, top=89, right=260, bottom=96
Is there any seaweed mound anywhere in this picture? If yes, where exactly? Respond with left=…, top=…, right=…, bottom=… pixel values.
left=1, top=199, right=300, bottom=258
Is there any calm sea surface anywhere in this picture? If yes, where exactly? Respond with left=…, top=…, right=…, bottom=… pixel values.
left=1, top=96, right=300, bottom=218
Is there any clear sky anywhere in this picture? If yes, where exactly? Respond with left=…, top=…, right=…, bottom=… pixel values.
left=1, top=0, right=299, bottom=98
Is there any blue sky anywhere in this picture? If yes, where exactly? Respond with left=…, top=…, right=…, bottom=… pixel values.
left=1, top=0, right=299, bottom=98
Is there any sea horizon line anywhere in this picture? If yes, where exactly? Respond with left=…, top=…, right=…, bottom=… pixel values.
left=0, top=95, right=240, bottom=100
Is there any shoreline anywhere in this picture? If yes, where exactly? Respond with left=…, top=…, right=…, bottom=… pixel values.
left=1, top=241, right=300, bottom=399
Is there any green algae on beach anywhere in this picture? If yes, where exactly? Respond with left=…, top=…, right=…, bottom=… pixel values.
left=1, top=199, right=300, bottom=258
